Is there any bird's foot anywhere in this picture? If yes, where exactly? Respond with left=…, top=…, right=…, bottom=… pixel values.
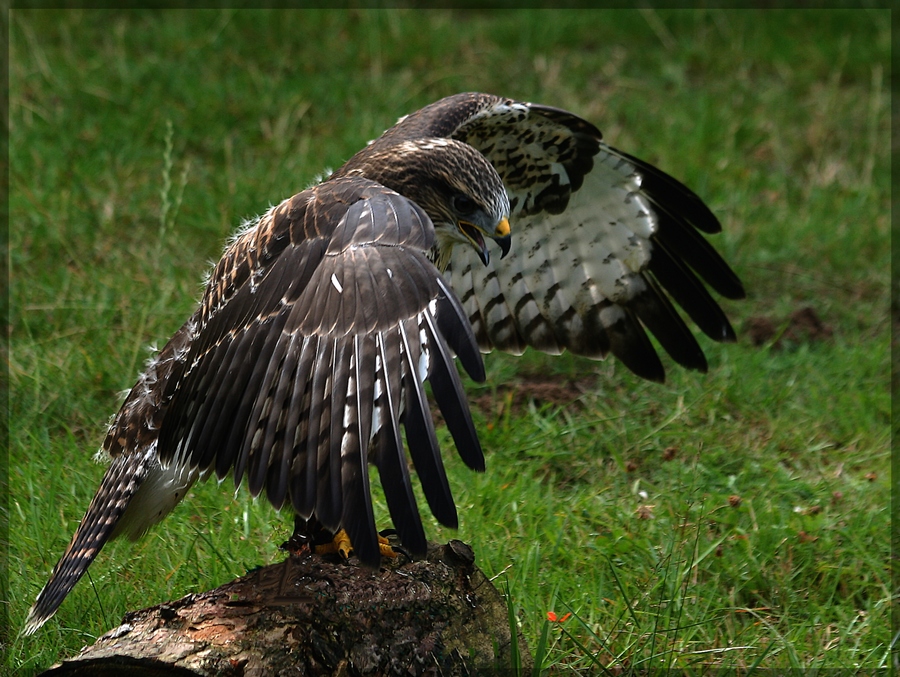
left=314, top=529, right=400, bottom=559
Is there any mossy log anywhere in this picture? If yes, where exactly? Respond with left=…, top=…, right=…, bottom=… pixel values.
left=38, top=540, right=531, bottom=676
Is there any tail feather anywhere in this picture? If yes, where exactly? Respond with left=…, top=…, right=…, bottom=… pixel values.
left=22, top=449, right=151, bottom=636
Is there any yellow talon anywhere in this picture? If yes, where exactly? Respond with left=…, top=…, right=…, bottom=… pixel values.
left=335, top=529, right=353, bottom=559
left=313, top=529, right=353, bottom=558
left=313, top=529, right=399, bottom=559
left=379, top=534, right=399, bottom=559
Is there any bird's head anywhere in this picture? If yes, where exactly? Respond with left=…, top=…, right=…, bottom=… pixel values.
left=358, top=138, right=511, bottom=270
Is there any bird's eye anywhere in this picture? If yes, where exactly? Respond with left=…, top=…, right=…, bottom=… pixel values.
left=452, top=194, right=478, bottom=216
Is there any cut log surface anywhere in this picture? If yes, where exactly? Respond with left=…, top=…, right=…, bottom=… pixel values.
left=38, top=540, right=532, bottom=677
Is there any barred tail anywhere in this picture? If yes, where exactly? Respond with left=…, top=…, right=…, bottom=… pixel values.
left=22, top=450, right=151, bottom=636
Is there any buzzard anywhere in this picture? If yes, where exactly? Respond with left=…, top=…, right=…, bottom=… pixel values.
left=24, top=92, right=743, bottom=634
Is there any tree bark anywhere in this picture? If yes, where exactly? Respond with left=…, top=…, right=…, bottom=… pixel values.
left=38, top=540, right=532, bottom=677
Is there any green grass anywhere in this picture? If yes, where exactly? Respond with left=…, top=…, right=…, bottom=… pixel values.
left=6, top=9, right=890, bottom=675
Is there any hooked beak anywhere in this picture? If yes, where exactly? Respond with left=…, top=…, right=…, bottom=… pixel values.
left=459, top=217, right=511, bottom=266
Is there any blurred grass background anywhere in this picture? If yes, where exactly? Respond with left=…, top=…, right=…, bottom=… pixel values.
left=6, top=9, right=890, bottom=674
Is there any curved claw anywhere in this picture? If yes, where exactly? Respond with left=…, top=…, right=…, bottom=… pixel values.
left=378, top=528, right=409, bottom=560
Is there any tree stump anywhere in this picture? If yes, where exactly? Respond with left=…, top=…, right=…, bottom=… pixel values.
left=38, top=540, right=532, bottom=676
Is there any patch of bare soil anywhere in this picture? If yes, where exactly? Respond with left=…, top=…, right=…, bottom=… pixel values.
left=471, top=375, right=597, bottom=419
left=747, top=305, right=833, bottom=349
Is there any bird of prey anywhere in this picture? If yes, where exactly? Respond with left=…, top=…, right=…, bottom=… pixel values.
left=24, top=92, right=743, bottom=634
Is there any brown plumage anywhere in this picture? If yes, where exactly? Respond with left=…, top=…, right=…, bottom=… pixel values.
left=24, top=92, right=743, bottom=635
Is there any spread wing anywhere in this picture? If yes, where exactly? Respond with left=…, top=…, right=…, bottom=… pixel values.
left=393, top=93, right=745, bottom=382
left=143, top=177, right=484, bottom=564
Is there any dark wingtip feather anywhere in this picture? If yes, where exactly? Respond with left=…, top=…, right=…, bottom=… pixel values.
left=434, top=276, right=485, bottom=383
left=630, top=276, right=709, bottom=373
left=653, top=210, right=746, bottom=302
left=341, top=335, right=380, bottom=567
left=584, top=303, right=666, bottom=383
left=611, top=146, right=722, bottom=235
left=401, top=323, right=458, bottom=528
left=373, top=332, right=428, bottom=558
left=647, top=243, right=739, bottom=345
left=609, top=145, right=745, bottom=303
left=423, top=311, right=485, bottom=472
left=374, top=422, right=428, bottom=558
left=341, top=458, right=380, bottom=567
